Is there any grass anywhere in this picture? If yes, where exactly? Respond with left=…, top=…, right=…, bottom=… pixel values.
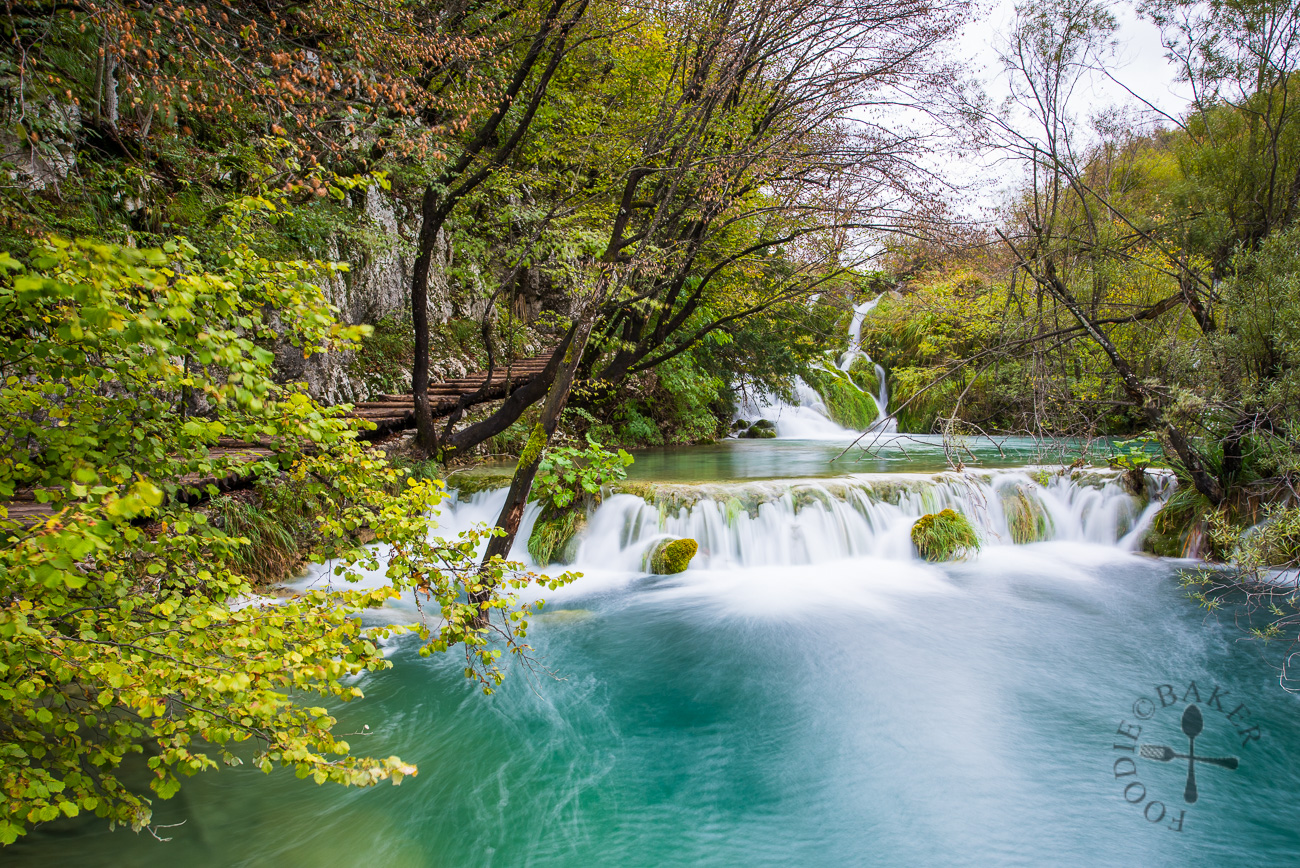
left=1147, top=484, right=1222, bottom=558
left=527, top=503, right=588, bottom=565
left=206, top=491, right=312, bottom=586
left=1003, top=487, right=1053, bottom=544
left=911, top=508, right=980, bottom=561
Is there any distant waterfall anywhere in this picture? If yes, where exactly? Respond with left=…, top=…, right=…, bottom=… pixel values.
left=736, top=294, right=894, bottom=437
left=838, top=295, right=893, bottom=431
left=734, top=378, right=857, bottom=439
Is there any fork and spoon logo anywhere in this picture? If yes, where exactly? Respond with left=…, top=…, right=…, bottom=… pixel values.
left=1138, top=703, right=1239, bottom=804
left=1112, top=680, right=1261, bottom=832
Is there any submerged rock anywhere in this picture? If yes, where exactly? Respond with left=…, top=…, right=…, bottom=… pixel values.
left=444, top=468, right=515, bottom=496
left=645, top=537, right=699, bottom=574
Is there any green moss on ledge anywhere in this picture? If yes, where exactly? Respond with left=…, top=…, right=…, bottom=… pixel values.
left=645, top=537, right=699, bottom=574
left=804, top=366, right=878, bottom=429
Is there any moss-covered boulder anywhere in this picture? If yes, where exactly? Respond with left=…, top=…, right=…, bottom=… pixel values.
left=847, top=356, right=880, bottom=395
left=527, top=503, right=589, bottom=565
left=644, top=537, right=699, bottom=574
left=911, top=508, right=980, bottom=561
left=804, top=366, right=878, bottom=429
left=1002, top=488, right=1054, bottom=544
left=742, top=425, right=777, bottom=439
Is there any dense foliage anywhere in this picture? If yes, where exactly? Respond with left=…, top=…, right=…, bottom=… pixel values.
left=0, top=225, right=567, bottom=842
left=859, top=0, right=1300, bottom=493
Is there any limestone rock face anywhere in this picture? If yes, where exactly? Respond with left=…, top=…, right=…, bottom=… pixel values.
left=273, top=188, right=467, bottom=403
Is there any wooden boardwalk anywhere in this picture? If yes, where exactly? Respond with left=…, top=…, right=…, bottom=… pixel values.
left=3, top=352, right=554, bottom=527
left=352, top=351, right=555, bottom=434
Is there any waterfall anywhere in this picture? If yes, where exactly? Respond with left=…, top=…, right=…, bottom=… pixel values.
left=735, top=377, right=858, bottom=439
left=837, top=295, right=881, bottom=372
left=736, top=294, right=894, bottom=438
left=838, top=295, right=893, bottom=432
left=438, top=468, right=1172, bottom=574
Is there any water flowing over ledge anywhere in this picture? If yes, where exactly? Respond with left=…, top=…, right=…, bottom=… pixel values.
left=446, top=466, right=1173, bottom=573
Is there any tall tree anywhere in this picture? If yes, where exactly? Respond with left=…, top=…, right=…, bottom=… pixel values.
left=407, top=0, right=594, bottom=455
left=434, top=0, right=968, bottom=459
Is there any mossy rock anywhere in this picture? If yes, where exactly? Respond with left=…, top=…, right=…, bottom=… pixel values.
left=644, top=537, right=699, bottom=574
left=527, top=503, right=589, bottom=565
left=911, top=508, right=980, bottom=561
left=1002, top=487, right=1054, bottom=544
left=847, top=356, right=880, bottom=395
left=804, top=366, right=879, bottom=429
left=751, top=419, right=776, bottom=430
left=743, top=426, right=777, bottom=439
left=731, top=419, right=752, bottom=432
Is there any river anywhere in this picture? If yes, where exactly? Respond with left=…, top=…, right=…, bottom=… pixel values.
left=9, top=435, right=1300, bottom=867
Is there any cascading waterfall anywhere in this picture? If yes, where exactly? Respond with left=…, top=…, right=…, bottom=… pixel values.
left=734, top=377, right=857, bottom=439
left=838, top=295, right=893, bottom=432
left=437, top=468, right=1173, bottom=576
left=736, top=294, right=894, bottom=437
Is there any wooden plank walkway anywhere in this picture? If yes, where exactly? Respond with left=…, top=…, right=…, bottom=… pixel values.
left=3, top=351, right=555, bottom=527
left=352, top=351, right=555, bottom=434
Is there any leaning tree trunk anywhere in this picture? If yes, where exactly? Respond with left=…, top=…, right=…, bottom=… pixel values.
left=470, top=299, right=600, bottom=625
left=998, top=232, right=1227, bottom=505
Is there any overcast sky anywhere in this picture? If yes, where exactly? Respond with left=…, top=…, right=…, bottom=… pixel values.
left=945, top=0, right=1197, bottom=216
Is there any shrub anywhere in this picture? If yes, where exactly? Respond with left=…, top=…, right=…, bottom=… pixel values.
left=532, top=440, right=634, bottom=510
left=0, top=226, right=566, bottom=843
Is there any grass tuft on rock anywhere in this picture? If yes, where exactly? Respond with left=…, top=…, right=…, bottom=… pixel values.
left=911, top=508, right=980, bottom=561
left=527, top=503, right=589, bottom=565
left=1003, top=487, right=1053, bottom=544
left=645, top=537, right=699, bottom=574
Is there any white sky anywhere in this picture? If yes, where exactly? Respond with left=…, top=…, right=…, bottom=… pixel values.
left=945, top=0, right=1197, bottom=217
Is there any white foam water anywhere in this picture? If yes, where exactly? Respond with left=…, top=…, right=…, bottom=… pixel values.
left=425, top=467, right=1172, bottom=579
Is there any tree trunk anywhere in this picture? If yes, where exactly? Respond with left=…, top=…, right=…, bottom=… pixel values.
left=411, top=185, right=441, bottom=455
left=471, top=298, right=600, bottom=624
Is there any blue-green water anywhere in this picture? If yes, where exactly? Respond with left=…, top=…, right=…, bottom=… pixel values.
left=10, top=442, right=1300, bottom=867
